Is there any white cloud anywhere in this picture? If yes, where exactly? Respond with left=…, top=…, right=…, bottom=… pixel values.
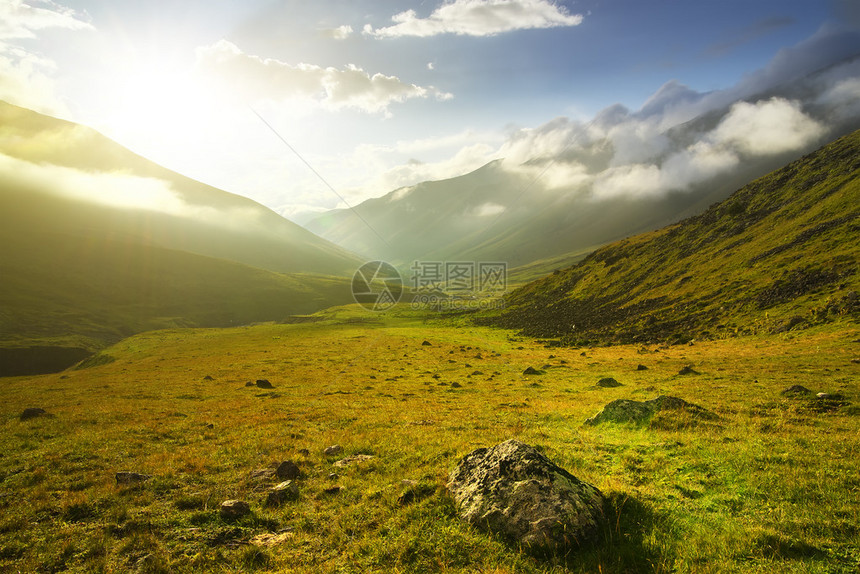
left=472, top=202, right=507, bottom=216
left=367, top=0, right=583, bottom=38
left=0, top=152, right=264, bottom=228
left=0, top=0, right=93, bottom=40
left=712, top=98, right=826, bottom=156
left=322, top=24, right=353, bottom=40
left=196, top=40, right=451, bottom=115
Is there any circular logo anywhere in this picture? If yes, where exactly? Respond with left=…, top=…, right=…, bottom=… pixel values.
left=351, top=261, right=403, bottom=311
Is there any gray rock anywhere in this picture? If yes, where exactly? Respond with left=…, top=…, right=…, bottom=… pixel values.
left=781, top=385, right=812, bottom=396
left=115, top=471, right=152, bottom=485
left=596, top=377, right=622, bottom=388
left=20, top=407, right=50, bottom=421
left=276, top=460, right=300, bottom=480
left=324, top=445, right=344, bottom=457
left=333, top=454, right=374, bottom=468
left=585, top=395, right=716, bottom=426
left=447, top=439, right=604, bottom=554
left=266, top=480, right=299, bottom=506
left=219, top=499, right=250, bottom=519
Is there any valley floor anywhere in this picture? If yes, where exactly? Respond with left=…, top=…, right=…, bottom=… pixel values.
left=1, top=305, right=858, bottom=573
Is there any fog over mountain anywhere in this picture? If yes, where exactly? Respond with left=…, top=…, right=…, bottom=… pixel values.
left=306, top=25, right=860, bottom=268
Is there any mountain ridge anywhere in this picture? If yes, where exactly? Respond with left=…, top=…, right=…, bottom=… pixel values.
left=478, top=129, right=860, bottom=344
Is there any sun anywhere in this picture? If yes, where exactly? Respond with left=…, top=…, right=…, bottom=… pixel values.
left=99, top=53, right=222, bottom=164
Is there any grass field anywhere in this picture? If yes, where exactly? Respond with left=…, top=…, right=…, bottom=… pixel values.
left=1, top=305, right=858, bottom=573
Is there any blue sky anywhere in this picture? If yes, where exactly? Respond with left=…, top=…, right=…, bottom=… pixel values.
left=1, top=1, right=857, bottom=219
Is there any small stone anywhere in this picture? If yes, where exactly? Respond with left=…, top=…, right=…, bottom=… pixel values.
left=203, top=375, right=214, bottom=381
left=328, top=473, right=339, bottom=480
left=816, top=392, right=844, bottom=401
left=276, top=460, right=300, bottom=480
left=678, top=366, right=700, bottom=375
left=333, top=454, right=374, bottom=468
left=205, top=423, right=214, bottom=429
left=256, top=379, right=274, bottom=389
left=636, top=364, right=648, bottom=371
left=323, top=485, right=342, bottom=495
left=19, top=407, right=49, bottom=421
left=596, top=377, right=622, bottom=388
left=451, top=382, right=462, bottom=388
left=266, top=481, right=299, bottom=506
left=245, top=381, right=255, bottom=387
left=422, top=340, right=432, bottom=346
left=523, top=366, right=544, bottom=375
left=298, top=448, right=310, bottom=456
left=115, top=471, right=152, bottom=485
left=250, top=531, right=294, bottom=547
left=324, top=445, right=344, bottom=457
left=219, top=499, right=251, bottom=519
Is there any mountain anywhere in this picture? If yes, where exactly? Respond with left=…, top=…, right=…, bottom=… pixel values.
left=306, top=53, right=860, bottom=270
left=0, top=101, right=361, bottom=375
left=0, top=101, right=360, bottom=276
left=479, top=129, right=860, bottom=344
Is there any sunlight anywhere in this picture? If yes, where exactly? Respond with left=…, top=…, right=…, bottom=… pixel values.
left=100, top=54, right=220, bottom=160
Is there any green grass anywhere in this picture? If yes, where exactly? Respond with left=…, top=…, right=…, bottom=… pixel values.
left=1, top=305, right=858, bottom=572
left=487, top=129, right=860, bottom=344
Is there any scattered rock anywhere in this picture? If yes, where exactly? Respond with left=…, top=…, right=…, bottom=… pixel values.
left=323, top=486, right=342, bottom=495
left=398, top=481, right=436, bottom=506
left=451, top=382, right=462, bottom=388
left=781, top=385, right=812, bottom=396
left=115, top=471, right=152, bottom=485
left=422, top=340, right=432, bottom=346
left=773, top=315, right=807, bottom=334
left=19, top=407, right=50, bottom=421
left=596, top=377, right=622, bottom=388
left=585, top=395, right=716, bottom=426
left=328, top=473, right=339, bottom=480
left=256, top=379, right=274, bottom=389
left=678, top=366, right=700, bottom=375
left=266, top=481, right=299, bottom=506
left=205, top=423, right=215, bottom=429
left=816, top=392, right=844, bottom=400
left=324, top=445, right=344, bottom=457
left=203, top=375, right=214, bottom=381
left=523, top=367, right=544, bottom=375
left=249, top=468, right=276, bottom=481
left=472, top=371, right=484, bottom=376
left=250, top=531, right=294, bottom=547
left=447, top=439, right=605, bottom=554
left=245, top=381, right=255, bottom=387
left=276, top=460, right=301, bottom=480
left=219, top=499, right=251, bottom=519
left=333, top=454, right=375, bottom=468
left=636, top=364, right=648, bottom=371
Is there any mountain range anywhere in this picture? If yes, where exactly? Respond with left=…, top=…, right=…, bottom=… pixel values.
left=480, top=128, right=860, bottom=344
left=305, top=51, right=860, bottom=271
left=0, top=101, right=361, bottom=375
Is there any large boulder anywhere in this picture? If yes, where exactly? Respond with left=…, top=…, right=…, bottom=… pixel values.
left=447, top=439, right=604, bottom=554
left=585, top=395, right=716, bottom=426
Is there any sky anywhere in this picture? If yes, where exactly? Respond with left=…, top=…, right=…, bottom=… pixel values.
left=2, top=0, right=859, bottom=221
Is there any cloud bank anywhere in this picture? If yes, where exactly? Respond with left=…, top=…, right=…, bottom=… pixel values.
left=196, top=40, right=452, bottom=115
left=495, top=26, right=860, bottom=202
left=366, top=0, right=583, bottom=38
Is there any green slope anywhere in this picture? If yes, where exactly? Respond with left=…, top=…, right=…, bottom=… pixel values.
left=0, top=100, right=361, bottom=276
left=482, top=130, right=860, bottom=344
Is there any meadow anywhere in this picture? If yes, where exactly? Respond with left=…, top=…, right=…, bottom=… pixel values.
left=1, top=305, right=858, bottom=573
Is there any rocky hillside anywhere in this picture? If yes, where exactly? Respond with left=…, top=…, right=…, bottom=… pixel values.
left=481, top=130, right=860, bottom=344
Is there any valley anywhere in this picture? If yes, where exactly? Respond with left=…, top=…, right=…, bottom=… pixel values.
left=1, top=307, right=858, bottom=572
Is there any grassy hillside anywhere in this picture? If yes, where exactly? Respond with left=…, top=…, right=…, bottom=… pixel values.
left=483, top=129, right=860, bottom=344
left=0, top=100, right=361, bottom=276
left=0, top=306, right=857, bottom=572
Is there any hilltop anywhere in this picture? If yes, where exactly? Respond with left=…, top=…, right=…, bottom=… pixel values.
left=482, top=129, right=860, bottom=344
